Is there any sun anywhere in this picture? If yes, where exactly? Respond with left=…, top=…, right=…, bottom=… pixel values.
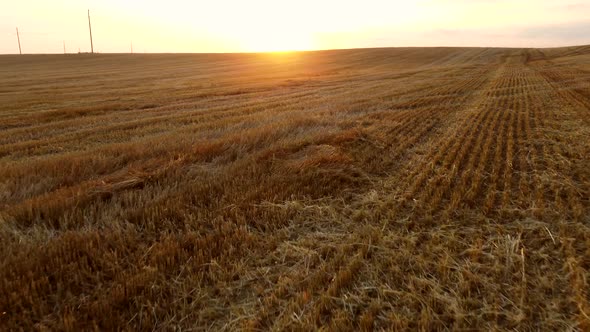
left=239, top=27, right=315, bottom=53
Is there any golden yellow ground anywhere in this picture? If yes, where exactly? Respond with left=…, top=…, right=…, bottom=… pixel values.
left=1, top=46, right=589, bottom=330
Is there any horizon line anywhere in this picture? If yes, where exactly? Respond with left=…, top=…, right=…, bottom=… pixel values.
left=1, top=43, right=589, bottom=56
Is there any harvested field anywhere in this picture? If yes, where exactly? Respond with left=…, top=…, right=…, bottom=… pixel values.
left=1, top=46, right=590, bottom=330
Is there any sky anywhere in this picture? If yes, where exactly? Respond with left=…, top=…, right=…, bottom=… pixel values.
left=1, top=0, right=589, bottom=54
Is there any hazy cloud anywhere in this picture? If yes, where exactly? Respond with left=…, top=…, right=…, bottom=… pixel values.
left=406, top=20, right=590, bottom=48
left=558, top=2, right=590, bottom=10
left=518, top=21, right=590, bottom=41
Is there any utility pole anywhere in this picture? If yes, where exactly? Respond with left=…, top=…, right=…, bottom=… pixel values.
left=63, top=40, right=66, bottom=54
left=131, top=41, right=133, bottom=54
left=88, top=9, right=94, bottom=53
left=16, top=27, right=22, bottom=55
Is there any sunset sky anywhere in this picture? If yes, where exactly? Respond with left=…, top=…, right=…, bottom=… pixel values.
left=1, top=0, right=589, bottom=54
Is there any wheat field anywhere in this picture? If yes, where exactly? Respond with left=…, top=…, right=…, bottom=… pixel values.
left=1, top=46, right=589, bottom=330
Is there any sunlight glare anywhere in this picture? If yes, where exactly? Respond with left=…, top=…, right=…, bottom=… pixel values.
left=237, top=27, right=315, bottom=53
